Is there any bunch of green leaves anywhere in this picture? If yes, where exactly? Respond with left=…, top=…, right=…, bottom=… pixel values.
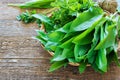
left=17, top=10, right=45, bottom=27
left=10, top=0, right=120, bottom=74
left=17, top=10, right=36, bottom=23
left=50, top=0, right=97, bottom=29
left=15, top=0, right=98, bottom=31
left=35, top=6, right=120, bottom=73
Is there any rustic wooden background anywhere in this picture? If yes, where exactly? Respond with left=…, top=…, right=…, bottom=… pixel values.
left=0, top=0, right=120, bottom=80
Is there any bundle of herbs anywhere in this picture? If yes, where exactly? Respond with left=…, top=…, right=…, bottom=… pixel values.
left=9, top=0, right=120, bottom=73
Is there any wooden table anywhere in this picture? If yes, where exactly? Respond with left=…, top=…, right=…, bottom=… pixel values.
left=0, top=0, right=120, bottom=80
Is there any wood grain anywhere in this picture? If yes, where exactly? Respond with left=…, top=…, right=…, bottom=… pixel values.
left=0, top=0, right=120, bottom=80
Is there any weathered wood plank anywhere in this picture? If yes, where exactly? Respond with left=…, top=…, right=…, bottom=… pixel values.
left=0, top=37, right=51, bottom=58
left=0, top=0, right=29, bottom=4
left=0, top=64, right=119, bottom=80
left=0, top=21, right=38, bottom=36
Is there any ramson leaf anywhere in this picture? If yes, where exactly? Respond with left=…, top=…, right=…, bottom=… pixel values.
left=87, top=18, right=106, bottom=63
left=56, top=21, right=72, bottom=33
left=74, top=44, right=90, bottom=62
left=96, top=49, right=107, bottom=72
left=48, top=31, right=65, bottom=42
left=8, top=0, right=55, bottom=9
left=95, top=24, right=117, bottom=50
left=33, top=14, right=54, bottom=32
left=70, top=8, right=103, bottom=32
left=49, top=60, right=68, bottom=72
left=96, top=25, right=107, bottom=72
left=79, top=62, right=87, bottom=74
left=60, top=37, right=75, bottom=49
left=44, top=41, right=58, bottom=51
left=52, top=46, right=74, bottom=62
left=32, top=14, right=53, bottom=26
left=72, top=15, right=103, bottom=44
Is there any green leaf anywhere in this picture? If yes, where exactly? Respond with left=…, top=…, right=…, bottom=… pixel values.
left=32, top=14, right=53, bottom=26
left=70, top=9, right=103, bottom=32
left=118, top=16, right=120, bottom=30
left=96, top=26, right=107, bottom=72
left=62, top=47, right=74, bottom=58
left=87, top=18, right=106, bottom=63
left=49, top=60, right=68, bottom=72
left=91, top=63, right=104, bottom=73
left=95, top=24, right=117, bottom=50
left=75, top=31, right=94, bottom=45
left=56, top=21, right=72, bottom=33
left=44, top=41, right=58, bottom=51
left=8, top=0, right=55, bottom=9
left=87, top=29, right=99, bottom=63
left=52, top=43, right=74, bottom=62
left=61, top=31, right=81, bottom=43
left=36, top=30, right=48, bottom=41
left=60, top=37, right=74, bottom=49
left=34, top=35, right=46, bottom=45
left=48, top=31, right=65, bottom=42
left=74, top=44, right=90, bottom=62
left=53, top=47, right=63, bottom=57
left=72, top=15, right=104, bottom=44
left=96, top=49, right=107, bottom=72
left=52, top=46, right=74, bottom=62
left=79, top=62, right=87, bottom=74
left=33, top=14, right=54, bottom=32
left=50, top=47, right=63, bottom=62
left=34, top=30, right=48, bottom=45
left=43, top=22, right=54, bottom=32
left=51, top=55, right=66, bottom=62
left=117, top=16, right=120, bottom=38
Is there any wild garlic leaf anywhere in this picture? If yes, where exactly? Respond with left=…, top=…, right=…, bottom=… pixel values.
left=52, top=46, right=74, bottom=62
left=44, top=41, right=58, bottom=51
left=34, top=30, right=48, bottom=45
left=9, top=0, right=55, bottom=9
left=95, top=24, right=117, bottom=50
left=51, top=55, right=66, bottom=62
left=79, top=62, right=87, bottom=74
left=56, top=21, right=72, bottom=33
left=70, top=8, right=103, bottom=32
left=74, top=44, right=90, bottom=62
left=75, top=31, right=94, bottom=45
left=32, top=14, right=53, bottom=26
left=36, top=30, right=48, bottom=41
left=34, top=35, right=47, bottom=45
left=62, top=47, right=74, bottom=58
left=96, top=49, right=107, bottom=72
left=96, top=25, right=107, bottom=72
left=91, top=63, right=104, bottom=74
left=49, top=60, right=68, bottom=72
left=72, top=15, right=103, bottom=44
left=59, top=37, right=75, bottom=49
left=48, top=31, right=65, bottom=42
left=87, top=18, right=106, bottom=63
